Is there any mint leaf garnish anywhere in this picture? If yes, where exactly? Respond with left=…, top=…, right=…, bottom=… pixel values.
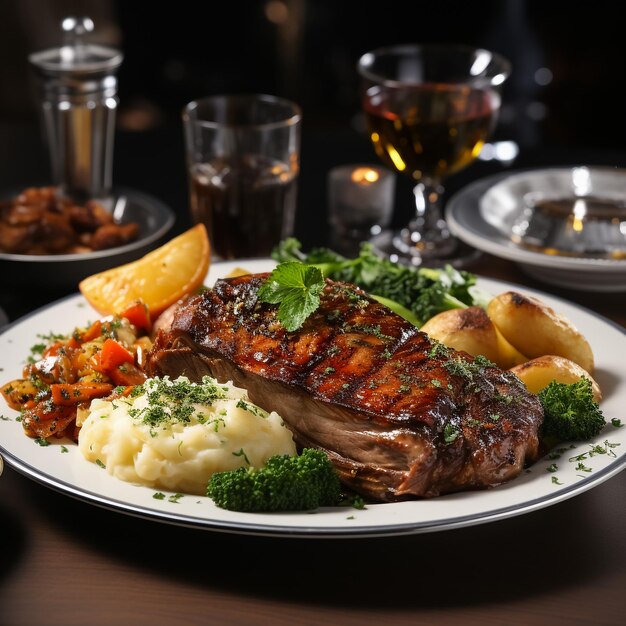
left=257, top=262, right=325, bottom=331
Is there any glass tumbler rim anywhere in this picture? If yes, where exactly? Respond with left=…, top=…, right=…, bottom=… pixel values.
left=357, top=43, right=511, bottom=88
left=182, top=93, right=302, bottom=131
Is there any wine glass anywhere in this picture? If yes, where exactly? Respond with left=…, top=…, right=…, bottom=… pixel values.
left=357, top=44, right=511, bottom=266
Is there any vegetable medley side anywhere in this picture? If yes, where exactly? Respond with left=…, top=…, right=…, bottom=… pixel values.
left=1, top=301, right=152, bottom=442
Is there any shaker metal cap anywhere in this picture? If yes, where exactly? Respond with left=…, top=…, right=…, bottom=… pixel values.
left=28, top=16, right=123, bottom=76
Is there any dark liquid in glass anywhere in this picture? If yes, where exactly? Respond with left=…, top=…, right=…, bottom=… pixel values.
left=190, top=155, right=297, bottom=259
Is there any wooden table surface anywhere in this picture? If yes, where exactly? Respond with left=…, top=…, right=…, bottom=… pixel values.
left=1, top=253, right=625, bottom=626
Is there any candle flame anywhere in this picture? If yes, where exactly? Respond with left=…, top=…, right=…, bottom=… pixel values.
left=351, top=167, right=380, bottom=185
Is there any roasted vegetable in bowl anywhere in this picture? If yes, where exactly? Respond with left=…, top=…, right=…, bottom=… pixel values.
left=0, top=186, right=139, bottom=255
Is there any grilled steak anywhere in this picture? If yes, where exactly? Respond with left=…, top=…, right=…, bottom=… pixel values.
left=147, top=273, right=543, bottom=502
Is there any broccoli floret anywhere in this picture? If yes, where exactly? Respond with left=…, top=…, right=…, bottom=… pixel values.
left=539, top=378, right=606, bottom=443
left=206, top=448, right=342, bottom=512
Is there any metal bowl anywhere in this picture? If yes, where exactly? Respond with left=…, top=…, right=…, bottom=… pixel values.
left=446, top=168, right=626, bottom=292
left=479, top=166, right=626, bottom=260
left=0, top=187, right=175, bottom=292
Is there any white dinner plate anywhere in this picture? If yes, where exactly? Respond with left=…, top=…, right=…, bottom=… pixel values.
left=0, top=259, right=625, bottom=538
left=446, top=168, right=626, bottom=292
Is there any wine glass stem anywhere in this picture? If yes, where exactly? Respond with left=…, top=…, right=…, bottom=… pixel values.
left=412, top=180, right=445, bottom=233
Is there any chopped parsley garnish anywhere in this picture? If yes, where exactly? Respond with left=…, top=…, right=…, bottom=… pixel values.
left=443, top=423, right=460, bottom=443
left=494, top=392, right=517, bottom=405
left=233, top=448, right=251, bottom=465
left=30, top=343, right=47, bottom=356
left=340, top=494, right=367, bottom=510
left=428, top=341, right=450, bottom=359
left=34, top=437, right=50, bottom=447
left=474, top=355, right=497, bottom=368
left=343, top=323, right=395, bottom=342
left=37, top=331, right=68, bottom=343
left=235, top=398, right=268, bottom=418
left=126, top=376, right=232, bottom=433
left=569, top=440, right=621, bottom=462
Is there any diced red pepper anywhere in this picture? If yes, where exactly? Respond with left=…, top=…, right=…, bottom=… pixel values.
left=42, top=341, right=64, bottom=358
left=66, top=337, right=82, bottom=351
left=81, top=320, right=103, bottom=342
left=50, top=382, right=114, bottom=406
left=98, top=338, right=134, bottom=372
left=22, top=403, right=77, bottom=439
left=108, top=362, right=147, bottom=387
left=120, top=300, right=152, bottom=333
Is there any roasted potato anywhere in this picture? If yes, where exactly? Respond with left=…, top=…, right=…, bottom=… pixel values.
left=420, top=306, right=528, bottom=369
left=226, top=266, right=252, bottom=278
left=510, top=354, right=602, bottom=403
left=487, top=291, right=595, bottom=374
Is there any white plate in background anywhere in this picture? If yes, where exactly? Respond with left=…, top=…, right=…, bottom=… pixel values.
left=446, top=168, right=626, bottom=292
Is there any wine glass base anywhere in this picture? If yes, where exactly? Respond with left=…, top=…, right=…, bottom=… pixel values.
left=370, top=228, right=482, bottom=269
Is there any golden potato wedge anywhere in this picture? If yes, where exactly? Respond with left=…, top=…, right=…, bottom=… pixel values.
left=487, top=291, right=594, bottom=374
left=79, top=224, right=210, bottom=318
left=510, top=354, right=602, bottom=402
left=420, top=306, right=528, bottom=369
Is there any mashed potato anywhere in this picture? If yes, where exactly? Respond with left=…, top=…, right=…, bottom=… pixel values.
left=78, top=375, right=296, bottom=495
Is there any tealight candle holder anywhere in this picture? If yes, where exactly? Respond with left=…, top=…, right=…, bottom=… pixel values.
left=327, top=164, right=395, bottom=255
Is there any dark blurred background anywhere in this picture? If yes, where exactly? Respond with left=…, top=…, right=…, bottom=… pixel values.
left=1, top=0, right=625, bottom=248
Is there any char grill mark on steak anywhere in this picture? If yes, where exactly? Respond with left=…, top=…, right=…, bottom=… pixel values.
left=180, top=275, right=447, bottom=428
left=147, top=273, right=543, bottom=502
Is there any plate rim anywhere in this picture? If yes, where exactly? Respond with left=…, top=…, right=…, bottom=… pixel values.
left=2, top=442, right=624, bottom=538
left=1, top=260, right=625, bottom=538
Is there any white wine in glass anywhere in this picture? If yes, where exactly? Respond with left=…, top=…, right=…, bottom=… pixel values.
left=358, top=44, right=511, bottom=266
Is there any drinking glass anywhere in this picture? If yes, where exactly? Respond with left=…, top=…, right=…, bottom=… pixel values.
left=183, top=94, right=301, bottom=259
left=357, top=44, right=510, bottom=266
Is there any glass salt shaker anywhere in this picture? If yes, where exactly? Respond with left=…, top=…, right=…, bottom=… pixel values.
left=28, top=16, right=123, bottom=202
